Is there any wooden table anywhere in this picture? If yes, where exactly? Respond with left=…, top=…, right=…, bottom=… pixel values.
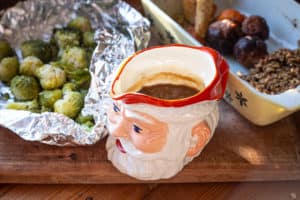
left=1, top=0, right=300, bottom=199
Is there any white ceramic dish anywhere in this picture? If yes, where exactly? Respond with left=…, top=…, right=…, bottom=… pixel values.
left=141, top=0, right=300, bottom=126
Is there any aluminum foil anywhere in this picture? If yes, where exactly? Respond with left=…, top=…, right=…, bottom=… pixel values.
left=0, top=0, right=150, bottom=146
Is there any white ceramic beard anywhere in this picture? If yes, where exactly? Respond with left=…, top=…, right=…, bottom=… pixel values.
left=106, top=100, right=219, bottom=180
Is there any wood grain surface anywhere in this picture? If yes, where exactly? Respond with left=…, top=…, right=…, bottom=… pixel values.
left=0, top=182, right=300, bottom=200
left=0, top=0, right=300, bottom=185
left=0, top=101, right=299, bottom=184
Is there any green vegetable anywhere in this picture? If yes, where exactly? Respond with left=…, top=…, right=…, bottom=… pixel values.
left=39, top=89, right=62, bottom=109
left=36, top=64, right=66, bottom=90
left=62, top=82, right=78, bottom=93
left=0, top=56, right=19, bottom=82
left=41, top=106, right=52, bottom=112
left=54, top=91, right=83, bottom=118
left=76, top=113, right=95, bottom=132
left=19, top=56, right=43, bottom=76
left=10, top=75, right=40, bottom=101
left=66, top=69, right=91, bottom=89
left=6, top=99, right=40, bottom=113
left=61, top=46, right=88, bottom=70
left=76, top=113, right=94, bottom=124
left=83, top=31, right=96, bottom=48
left=67, top=16, right=92, bottom=32
left=20, top=40, right=53, bottom=63
left=53, top=28, right=81, bottom=49
left=0, top=39, right=14, bottom=61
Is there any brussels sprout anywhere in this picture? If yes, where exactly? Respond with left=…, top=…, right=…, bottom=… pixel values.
left=61, top=47, right=88, bottom=70
left=39, top=89, right=62, bottom=109
left=62, top=82, right=78, bottom=93
left=0, top=56, right=19, bottom=82
left=76, top=113, right=94, bottom=125
left=54, top=91, right=83, bottom=118
left=10, top=75, right=40, bottom=101
left=76, top=113, right=94, bottom=132
left=83, top=31, right=96, bottom=48
left=66, top=69, right=91, bottom=89
left=0, top=39, right=14, bottom=61
left=6, top=99, right=40, bottom=113
left=20, top=39, right=53, bottom=63
left=41, top=106, right=52, bottom=112
left=67, top=16, right=92, bottom=32
left=19, top=56, right=43, bottom=76
left=53, top=28, right=81, bottom=49
left=36, top=64, right=66, bottom=90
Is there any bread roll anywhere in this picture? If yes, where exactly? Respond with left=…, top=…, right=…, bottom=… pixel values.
left=194, top=0, right=215, bottom=39
left=182, top=0, right=196, bottom=25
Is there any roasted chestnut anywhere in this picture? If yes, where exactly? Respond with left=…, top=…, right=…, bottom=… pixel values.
left=205, top=19, right=242, bottom=54
left=233, top=36, right=268, bottom=68
left=217, top=9, right=245, bottom=24
left=242, top=15, right=269, bottom=40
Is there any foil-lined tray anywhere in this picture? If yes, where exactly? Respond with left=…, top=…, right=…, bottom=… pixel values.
left=0, top=0, right=150, bottom=146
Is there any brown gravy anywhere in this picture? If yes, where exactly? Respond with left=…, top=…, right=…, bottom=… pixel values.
left=138, top=84, right=200, bottom=100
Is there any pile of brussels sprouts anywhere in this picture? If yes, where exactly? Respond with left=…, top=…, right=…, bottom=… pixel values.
left=0, top=16, right=96, bottom=128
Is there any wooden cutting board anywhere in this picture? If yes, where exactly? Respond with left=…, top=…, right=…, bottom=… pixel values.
left=0, top=101, right=299, bottom=183
left=0, top=0, right=300, bottom=184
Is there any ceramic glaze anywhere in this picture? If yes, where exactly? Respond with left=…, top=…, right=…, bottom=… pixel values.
left=106, top=45, right=229, bottom=180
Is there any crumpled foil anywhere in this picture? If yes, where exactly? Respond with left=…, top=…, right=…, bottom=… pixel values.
left=0, top=0, right=150, bottom=146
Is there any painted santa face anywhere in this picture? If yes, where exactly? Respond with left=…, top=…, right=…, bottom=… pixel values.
left=106, top=101, right=218, bottom=180
left=108, top=101, right=168, bottom=154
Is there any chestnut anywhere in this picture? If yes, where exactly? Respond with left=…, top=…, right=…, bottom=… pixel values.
left=233, top=36, right=268, bottom=68
left=217, top=9, right=245, bottom=24
left=242, top=15, right=269, bottom=40
left=205, top=19, right=242, bottom=54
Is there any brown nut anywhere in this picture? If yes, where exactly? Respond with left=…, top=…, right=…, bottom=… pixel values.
left=205, top=19, right=242, bottom=55
left=217, top=9, right=245, bottom=24
left=233, top=36, right=268, bottom=68
left=242, top=15, right=269, bottom=40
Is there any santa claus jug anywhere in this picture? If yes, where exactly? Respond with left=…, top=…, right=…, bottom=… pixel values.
left=106, top=44, right=229, bottom=180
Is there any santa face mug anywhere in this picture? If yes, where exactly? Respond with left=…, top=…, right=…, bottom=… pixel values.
left=106, top=44, right=229, bottom=180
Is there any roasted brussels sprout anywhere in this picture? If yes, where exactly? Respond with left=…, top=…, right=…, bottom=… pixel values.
left=233, top=36, right=268, bottom=68
left=36, top=64, right=66, bottom=90
left=66, top=69, right=91, bottom=89
left=0, top=56, right=19, bottom=82
left=10, top=75, right=40, bottom=101
left=67, top=16, right=92, bottom=32
left=83, top=31, right=96, bottom=48
left=54, top=91, right=83, bottom=118
left=39, top=89, right=62, bottom=110
left=62, top=82, right=78, bottom=93
left=20, top=39, right=53, bottom=63
left=0, top=39, right=14, bottom=61
left=19, top=56, right=43, bottom=76
left=6, top=99, right=40, bottom=113
left=61, top=47, right=88, bottom=70
left=76, top=113, right=94, bottom=131
left=205, top=19, right=242, bottom=54
left=242, top=16, right=269, bottom=40
left=53, top=28, right=81, bottom=49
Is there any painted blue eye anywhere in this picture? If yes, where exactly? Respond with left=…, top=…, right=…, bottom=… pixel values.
left=133, top=124, right=143, bottom=133
left=113, top=103, right=120, bottom=112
